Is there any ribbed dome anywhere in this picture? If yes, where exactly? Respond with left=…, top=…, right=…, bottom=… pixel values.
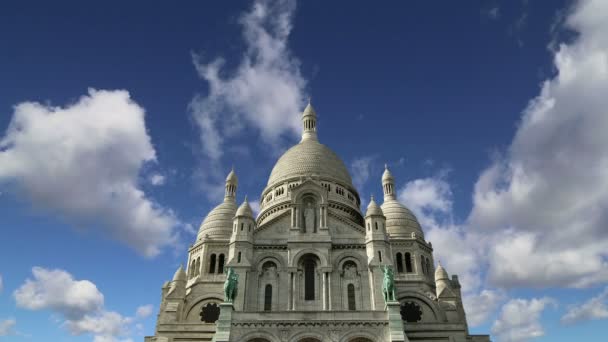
left=197, top=200, right=237, bottom=240
left=381, top=199, right=424, bottom=238
left=435, top=262, right=449, bottom=281
left=365, top=196, right=384, bottom=217
left=235, top=197, right=254, bottom=218
left=267, top=139, right=353, bottom=187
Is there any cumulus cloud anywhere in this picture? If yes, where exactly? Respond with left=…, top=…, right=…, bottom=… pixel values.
left=0, top=319, right=16, bottom=336
left=190, top=0, right=307, bottom=201
left=468, top=0, right=608, bottom=288
left=14, top=267, right=104, bottom=320
left=561, top=287, right=608, bottom=324
left=463, top=290, right=506, bottom=327
left=135, top=305, right=154, bottom=319
left=148, top=173, right=165, bottom=186
left=492, top=297, right=555, bottom=342
left=0, top=89, right=178, bottom=257
left=14, top=267, right=147, bottom=341
left=351, top=156, right=375, bottom=190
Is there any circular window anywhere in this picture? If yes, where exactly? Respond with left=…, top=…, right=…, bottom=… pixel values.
left=200, top=303, right=220, bottom=323
left=400, top=301, right=423, bottom=323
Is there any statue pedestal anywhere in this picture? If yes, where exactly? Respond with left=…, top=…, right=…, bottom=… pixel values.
left=212, top=302, right=234, bottom=342
left=386, top=301, right=409, bottom=342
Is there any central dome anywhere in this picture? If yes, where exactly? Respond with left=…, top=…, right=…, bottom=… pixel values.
left=267, top=139, right=353, bottom=187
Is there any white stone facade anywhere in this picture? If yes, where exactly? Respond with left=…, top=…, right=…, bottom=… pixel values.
left=145, top=103, right=491, bottom=342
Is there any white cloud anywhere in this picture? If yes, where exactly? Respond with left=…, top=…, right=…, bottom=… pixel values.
left=492, top=297, right=555, bottom=342
left=468, top=0, right=608, bottom=288
left=148, top=173, right=165, bottom=186
left=14, top=267, right=104, bottom=320
left=561, top=287, right=608, bottom=324
left=0, top=89, right=178, bottom=257
left=0, top=274, right=3, bottom=293
left=351, top=156, right=375, bottom=190
left=0, top=318, right=16, bottom=336
left=463, top=290, right=505, bottom=327
left=190, top=0, right=306, bottom=201
left=135, top=305, right=154, bottom=319
left=14, top=267, right=147, bottom=341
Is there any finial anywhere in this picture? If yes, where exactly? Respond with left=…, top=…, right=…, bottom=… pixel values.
left=308, top=96, right=312, bottom=104
left=244, top=194, right=248, bottom=202
left=385, top=163, right=388, bottom=170
left=231, top=164, right=234, bottom=172
left=370, top=194, right=375, bottom=202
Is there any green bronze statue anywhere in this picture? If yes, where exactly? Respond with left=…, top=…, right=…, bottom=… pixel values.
left=381, top=265, right=396, bottom=303
left=223, top=267, right=239, bottom=303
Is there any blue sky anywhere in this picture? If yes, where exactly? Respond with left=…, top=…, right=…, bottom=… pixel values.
left=1, top=0, right=608, bottom=341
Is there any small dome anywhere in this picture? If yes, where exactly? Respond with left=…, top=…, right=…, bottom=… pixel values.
left=302, top=102, right=317, bottom=118
left=235, top=197, right=254, bottom=218
left=365, top=196, right=384, bottom=217
left=381, top=199, right=424, bottom=238
left=382, top=164, right=394, bottom=182
left=226, top=169, right=238, bottom=185
left=435, top=262, right=449, bottom=281
left=197, top=201, right=238, bottom=240
left=173, top=265, right=186, bottom=281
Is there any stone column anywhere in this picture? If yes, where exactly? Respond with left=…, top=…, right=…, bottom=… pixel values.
left=212, top=303, right=234, bottom=342
left=288, top=271, right=293, bottom=310
left=386, top=301, right=408, bottom=342
left=322, top=271, right=328, bottom=310
left=327, top=272, right=332, bottom=310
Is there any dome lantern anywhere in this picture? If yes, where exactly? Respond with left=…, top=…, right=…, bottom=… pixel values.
left=301, top=99, right=318, bottom=142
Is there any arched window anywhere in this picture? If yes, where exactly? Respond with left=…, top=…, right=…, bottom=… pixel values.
left=367, top=223, right=370, bottom=231
left=378, top=251, right=383, bottom=263
left=190, top=260, right=196, bottom=278
left=396, top=253, right=404, bottom=273
left=240, top=223, right=244, bottom=231
left=264, top=284, right=272, bottom=311
left=218, top=254, right=225, bottom=274
left=375, top=222, right=379, bottom=230
left=347, top=284, right=356, bottom=310
left=237, top=251, right=242, bottom=263
left=426, top=258, right=432, bottom=276
left=420, top=256, right=426, bottom=275
left=304, top=257, right=316, bottom=300
left=209, top=254, right=216, bottom=274
left=405, top=253, right=413, bottom=273
left=196, top=257, right=201, bottom=276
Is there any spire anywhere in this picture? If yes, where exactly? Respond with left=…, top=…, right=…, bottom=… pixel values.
left=172, top=264, right=186, bottom=282
left=224, top=168, right=238, bottom=202
left=365, top=195, right=383, bottom=217
left=382, top=164, right=396, bottom=201
left=301, top=100, right=318, bottom=142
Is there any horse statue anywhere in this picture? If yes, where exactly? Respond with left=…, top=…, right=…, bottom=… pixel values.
left=223, top=267, right=239, bottom=303
left=381, top=265, right=396, bottom=303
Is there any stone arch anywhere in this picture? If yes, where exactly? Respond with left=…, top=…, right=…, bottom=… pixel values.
left=339, top=330, right=378, bottom=342
left=290, top=248, right=328, bottom=267
left=183, top=294, right=223, bottom=322
left=289, top=330, right=325, bottom=342
left=396, top=290, right=444, bottom=322
left=333, top=250, right=366, bottom=271
left=240, top=331, right=279, bottom=342
left=254, top=252, right=286, bottom=272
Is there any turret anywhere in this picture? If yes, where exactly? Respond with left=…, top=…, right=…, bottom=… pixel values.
left=365, top=196, right=389, bottom=265
left=225, top=167, right=238, bottom=202
left=166, top=265, right=186, bottom=298
left=301, top=100, right=318, bottom=142
left=228, top=197, right=255, bottom=267
left=435, top=261, right=456, bottom=299
left=382, top=164, right=396, bottom=201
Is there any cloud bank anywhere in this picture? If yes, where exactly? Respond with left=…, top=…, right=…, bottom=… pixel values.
left=0, top=89, right=178, bottom=257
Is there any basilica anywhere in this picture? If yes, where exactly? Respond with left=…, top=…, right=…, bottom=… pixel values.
left=145, top=103, right=491, bottom=342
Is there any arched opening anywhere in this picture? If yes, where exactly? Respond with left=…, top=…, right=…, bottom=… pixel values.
left=209, top=254, right=216, bottom=274
left=405, top=252, right=413, bottom=273
left=375, top=221, right=378, bottom=230
left=347, top=283, right=356, bottom=310
left=264, top=284, right=272, bottom=311
left=302, top=255, right=317, bottom=301
left=378, top=251, right=383, bottom=263
left=218, top=254, right=225, bottom=274
left=396, top=253, right=404, bottom=273
left=190, top=260, right=196, bottom=278
left=426, top=258, right=432, bottom=276
left=237, top=251, right=242, bottom=263
left=195, top=257, right=201, bottom=276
